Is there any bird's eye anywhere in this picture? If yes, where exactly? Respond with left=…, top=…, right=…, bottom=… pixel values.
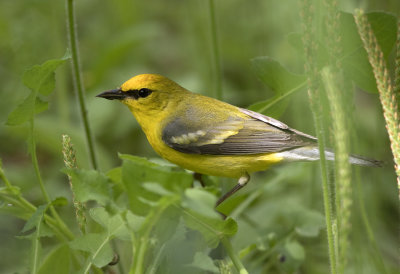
left=138, top=88, right=152, bottom=98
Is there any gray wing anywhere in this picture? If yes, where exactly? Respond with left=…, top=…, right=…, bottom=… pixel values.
left=162, top=108, right=316, bottom=155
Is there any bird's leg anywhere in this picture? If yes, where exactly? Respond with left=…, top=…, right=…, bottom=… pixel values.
left=216, top=173, right=250, bottom=207
left=193, top=172, right=205, bottom=187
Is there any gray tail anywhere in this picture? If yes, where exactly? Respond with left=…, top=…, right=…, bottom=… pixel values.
left=278, top=146, right=383, bottom=167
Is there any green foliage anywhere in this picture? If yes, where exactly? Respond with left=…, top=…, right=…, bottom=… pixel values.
left=6, top=51, right=70, bottom=126
left=38, top=244, right=71, bottom=274
left=249, top=57, right=307, bottom=118
left=0, top=1, right=398, bottom=274
left=65, top=169, right=112, bottom=206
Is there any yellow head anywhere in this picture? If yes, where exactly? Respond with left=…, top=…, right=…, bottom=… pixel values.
left=96, top=74, right=189, bottom=118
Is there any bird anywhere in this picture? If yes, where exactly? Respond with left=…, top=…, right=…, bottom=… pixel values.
left=96, top=74, right=381, bottom=206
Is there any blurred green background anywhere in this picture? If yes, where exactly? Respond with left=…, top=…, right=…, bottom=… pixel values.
left=0, top=0, right=398, bottom=273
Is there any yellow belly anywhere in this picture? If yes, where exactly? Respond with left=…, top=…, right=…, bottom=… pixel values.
left=155, top=143, right=283, bottom=178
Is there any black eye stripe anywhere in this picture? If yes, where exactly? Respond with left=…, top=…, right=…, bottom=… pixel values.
left=124, top=88, right=153, bottom=99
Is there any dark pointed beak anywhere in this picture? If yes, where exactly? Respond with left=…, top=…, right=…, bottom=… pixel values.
left=96, top=88, right=125, bottom=100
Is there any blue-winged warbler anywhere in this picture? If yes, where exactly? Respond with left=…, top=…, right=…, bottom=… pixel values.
left=97, top=74, right=381, bottom=206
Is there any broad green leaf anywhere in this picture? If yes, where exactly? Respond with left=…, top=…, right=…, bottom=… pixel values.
left=34, top=97, right=49, bottom=115
left=154, top=218, right=219, bottom=274
left=186, top=252, right=219, bottom=273
left=142, top=182, right=174, bottom=196
left=70, top=208, right=128, bottom=271
left=7, top=94, right=49, bottom=126
left=249, top=57, right=306, bottom=116
left=6, top=91, right=36, bottom=125
left=182, top=188, right=220, bottom=219
left=106, top=167, right=122, bottom=184
left=294, top=209, right=325, bottom=237
left=69, top=233, right=114, bottom=269
left=182, top=209, right=237, bottom=248
left=38, top=244, right=71, bottom=274
left=23, top=50, right=70, bottom=96
left=251, top=56, right=306, bottom=95
left=51, top=196, right=68, bottom=207
left=125, top=210, right=146, bottom=232
left=285, top=240, right=305, bottom=261
left=247, top=94, right=292, bottom=119
left=89, top=207, right=129, bottom=240
left=120, top=154, right=192, bottom=215
left=6, top=51, right=70, bottom=126
left=64, top=168, right=111, bottom=205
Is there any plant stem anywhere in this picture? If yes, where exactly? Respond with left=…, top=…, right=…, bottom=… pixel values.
left=29, top=119, right=75, bottom=241
left=0, top=194, right=71, bottom=241
left=66, top=0, right=98, bottom=170
left=221, top=237, right=248, bottom=274
left=208, top=0, right=222, bottom=100
left=312, top=106, right=337, bottom=274
left=322, top=67, right=352, bottom=274
left=355, top=171, right=388, bottom=274
left=300, top=1, right=337, bottom=273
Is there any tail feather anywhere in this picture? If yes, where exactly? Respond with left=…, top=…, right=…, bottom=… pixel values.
left=278, top=146, right=383, bottom=167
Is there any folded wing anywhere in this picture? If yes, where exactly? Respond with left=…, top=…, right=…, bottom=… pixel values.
left=162, top=107, right=316, bottom=155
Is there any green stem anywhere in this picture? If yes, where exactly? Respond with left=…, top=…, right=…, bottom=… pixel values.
left=312, top=104, right=337, bottom=274
left=29, top=120, right=51, bottom=205
left=0, top=194, right=69, bottom=241
left=220, top=237, right=248, bottom=274
left=66, top=0, right=98, bottom=170
left=301, top=1, right=337, bottom=272
left=208, top=0, right=222, bottom=100
left=29, top=119, right=75, bottom=241
left=0, top=167, right=14, bottom=190
left=322, top=67, right=352, bottom=274
left=355, top=171, right=388, bottom=274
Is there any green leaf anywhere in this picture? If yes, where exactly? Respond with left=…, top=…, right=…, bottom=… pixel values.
left=69, top=233, right=114, bottom=269
left=125, top=210, right=146, bottom=232
left=294, top=209, right=325, bottom=237
left=249, top=57, right=306, bottom=116
left=142, top=182, right=174, bottom=196
left=34, top=97, right=49, bottom=115
left=70, top=207, right=128, bottom=271
left=248, top=95, right=291, bottom=119
left=182, top=209, right=237, bottom=248
left=23, top=50, right=70, bottom=96
left=89, top=207, right=129, bottom=240
left=251, top=56, right=306, bottom=95
left=285, top=240, right=305, bottom=261
left=38, top=244, right=71, bottom=274
left=120, top=154, right=192, bottom=215
left=6, top=91, right=36, bottom=125
left=21, top=204, right=48, bottom=234
left=64, top=168, right=111, bottom=205
left=182, top=188, right=220, bottom=219
left=19, top=204, right=53, bottom=274
left=6, top=51, right=70, bottom=126
left=187, top=252, right=219, bottom=273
